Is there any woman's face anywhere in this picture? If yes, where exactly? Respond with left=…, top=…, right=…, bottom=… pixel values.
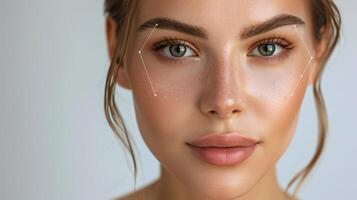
left=116, top=0, right=320, bottom=199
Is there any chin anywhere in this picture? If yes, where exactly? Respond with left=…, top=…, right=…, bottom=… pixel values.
left=160, top=144, right=268, bottom=200
left=181, top=171, right=258, bottom=200
left=191, top=184, right=251, bottom=200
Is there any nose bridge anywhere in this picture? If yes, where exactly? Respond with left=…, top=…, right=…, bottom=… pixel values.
left=211, top=58, right=239, bottom=96
left=199, top=53, right=244, bottom=119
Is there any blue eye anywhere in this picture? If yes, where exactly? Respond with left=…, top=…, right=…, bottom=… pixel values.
left=163, top=43, right=196, bottom=58
left=250, top=43, right=283, bottom=57
left=153, top=38, right=197, bottom=59
left=248, top=38, right=294, bottom=58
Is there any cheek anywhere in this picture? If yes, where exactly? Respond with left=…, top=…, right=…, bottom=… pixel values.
left=241, top=50, right=312, bottom=164
left=249, top=71, right=308, bottom=162
left=128, top=58, right=196, bottom=162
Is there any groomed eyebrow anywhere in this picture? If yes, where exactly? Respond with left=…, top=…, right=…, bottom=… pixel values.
left=136, top=14, right=305, bottom=40
left=136, top=17, right=208, bottom=39
left=241, top=14, right=305, bottom=39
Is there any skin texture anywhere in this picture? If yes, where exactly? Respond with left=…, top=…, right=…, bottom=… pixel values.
left=105, top=0, right=328, bottom=199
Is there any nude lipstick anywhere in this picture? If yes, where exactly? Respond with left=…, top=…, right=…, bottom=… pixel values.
left=186, top=132, right=258, bottom=166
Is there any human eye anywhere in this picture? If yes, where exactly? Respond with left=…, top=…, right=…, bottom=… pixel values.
left=151, top=37, right=198, bottom=61
left=247, top=37, right=294, bottom=59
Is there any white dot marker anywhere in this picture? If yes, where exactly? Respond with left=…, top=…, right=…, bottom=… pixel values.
left=138, top=23, right=159, bottom=97
left=288, top=24, right=314, bottom=99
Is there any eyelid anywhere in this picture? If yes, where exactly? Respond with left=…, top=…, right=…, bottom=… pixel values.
left=247, top=37, right=294, bottom=53
left=149, top=36, right=294, bottom=61
left=151, top=37, right=200, bottom=56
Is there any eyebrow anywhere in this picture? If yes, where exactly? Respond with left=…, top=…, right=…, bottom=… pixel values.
left=137, top=17, right=208, bottom=39
left=136, top=14, right=305, bottom=40
left=240, top=14, right=305, bottom=39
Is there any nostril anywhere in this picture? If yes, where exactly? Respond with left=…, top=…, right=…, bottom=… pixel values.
left=209, top=110, right=216, bottom=115
left=208, top=109, right=240, bottom=118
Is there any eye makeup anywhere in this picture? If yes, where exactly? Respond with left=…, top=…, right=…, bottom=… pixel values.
left=150, top=36, right=199, bottom=64
left=152, top=37, right=190, bottom=52
left=148, top=34, right=297, bottom=65
left=247, top=37, right=295, bottom=57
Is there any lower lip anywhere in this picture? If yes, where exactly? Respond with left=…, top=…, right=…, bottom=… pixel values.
left=188, top=144, right=257, bottom=166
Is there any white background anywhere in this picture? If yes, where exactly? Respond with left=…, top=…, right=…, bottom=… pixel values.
left=1, top=0, right=356, bottom=199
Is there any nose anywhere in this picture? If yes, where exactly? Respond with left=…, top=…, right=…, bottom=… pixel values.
left=199, top=59, right=245, bottom=120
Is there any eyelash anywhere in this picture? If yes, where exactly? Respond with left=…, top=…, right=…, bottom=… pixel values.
left=151, top=37, right=195, bottom=63
left=152, top=37, right=188, bottom=50
left=247, top=37, right=295, bottom=59
left=150, top=36, right=294, bottom=62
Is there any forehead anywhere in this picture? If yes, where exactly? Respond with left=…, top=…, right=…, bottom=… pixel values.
left=135, top=0, right=310, bottom=36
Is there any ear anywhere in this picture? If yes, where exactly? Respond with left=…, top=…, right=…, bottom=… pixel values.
left=105, top=16, right=132, bottom=90
left=308, top=26, right=331, bottom=85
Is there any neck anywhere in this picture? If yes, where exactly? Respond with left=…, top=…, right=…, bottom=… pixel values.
left=153, top=165, right=290, bottom=200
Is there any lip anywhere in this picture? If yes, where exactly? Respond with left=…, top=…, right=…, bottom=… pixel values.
left=186, top=132, right=259, bottom=166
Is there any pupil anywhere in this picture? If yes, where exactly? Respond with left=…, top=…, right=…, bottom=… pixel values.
left=170, top=44, right=186, bottom=57
left=259, top=44, right=275, bottom=56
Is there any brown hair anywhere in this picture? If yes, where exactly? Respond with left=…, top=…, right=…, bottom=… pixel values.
left=103, top=0, right=341, bottom=197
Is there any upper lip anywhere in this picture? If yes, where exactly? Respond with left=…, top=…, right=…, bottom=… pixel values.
left=187, top=132, right=259, bottom=148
